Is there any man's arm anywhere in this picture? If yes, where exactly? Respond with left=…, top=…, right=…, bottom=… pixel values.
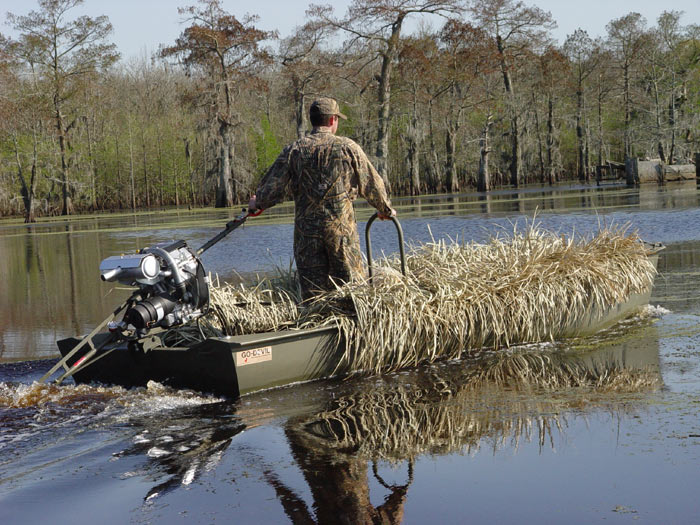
left=347, top=143, right=396, bottom=219
left=249, top=146, right=292, bottom=212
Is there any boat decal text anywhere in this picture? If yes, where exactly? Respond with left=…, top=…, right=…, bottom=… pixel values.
left=236, top=346, right=272, bottom=366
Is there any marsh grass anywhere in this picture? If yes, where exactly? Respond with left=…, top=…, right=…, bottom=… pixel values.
left=171, top=223, right=657, bottom=375
left=303, top=223, right=657, bottom=374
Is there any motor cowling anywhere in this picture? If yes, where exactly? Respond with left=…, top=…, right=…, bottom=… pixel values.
left=100, top=240, right=209, bottom=336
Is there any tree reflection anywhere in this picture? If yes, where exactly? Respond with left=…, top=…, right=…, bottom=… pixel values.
left=111, top=401, right=245, bottom=501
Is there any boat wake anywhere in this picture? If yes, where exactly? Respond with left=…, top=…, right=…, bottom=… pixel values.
left=0, top=379, right=222, bottom=411
left=642, top=304, right=671, bottom=317
left=0, top=380, right=224, bottom=462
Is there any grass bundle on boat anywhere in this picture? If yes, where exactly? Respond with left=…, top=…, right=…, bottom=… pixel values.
left=162, top=272, right=301, bottom=346
left=304, top=223, right=657, bottom=374
left=182, top=223, right=657, bottom=375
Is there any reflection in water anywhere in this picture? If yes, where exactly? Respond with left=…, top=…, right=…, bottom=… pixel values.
left=2, top=183, right=700, bottom=522
left=268, top=436, right=413, bottom=524
left=262, top=324, right=660, bottom=524
left=112, top=401, right=244, bottom=502
left=65, top=224, right=80, bottom=336
left=0, top=225, right=127, bottom=361
left=653, top=240, right=700, bottom=313
left=289, top=323, right=660, bottom=460
left=478, top=192, right=491, bottom=214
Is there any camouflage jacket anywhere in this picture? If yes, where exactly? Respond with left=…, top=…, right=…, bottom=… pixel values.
left=254, top=130, right=392, bottom=230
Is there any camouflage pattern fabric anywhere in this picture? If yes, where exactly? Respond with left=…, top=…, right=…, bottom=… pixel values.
left=255, top=130, right=392, bottom=300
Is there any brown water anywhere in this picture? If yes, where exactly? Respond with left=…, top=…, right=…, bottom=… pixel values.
left=2, top=182, right=700, bottom=523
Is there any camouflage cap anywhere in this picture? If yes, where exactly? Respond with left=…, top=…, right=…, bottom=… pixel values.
left=309, top=97, right=347, bottom=120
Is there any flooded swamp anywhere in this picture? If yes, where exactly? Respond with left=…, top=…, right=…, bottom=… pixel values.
left=2, top=182, right=700, bottom=523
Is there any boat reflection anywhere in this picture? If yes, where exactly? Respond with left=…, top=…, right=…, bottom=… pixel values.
left=265, top=322, right=661, bottom=523
left=287, top=321, right=660, bottom=457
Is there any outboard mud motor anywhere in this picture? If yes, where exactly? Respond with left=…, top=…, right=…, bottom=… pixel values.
left=99, top=240, right=209, bottom=337
left=40, top=210, right=259, bottom=385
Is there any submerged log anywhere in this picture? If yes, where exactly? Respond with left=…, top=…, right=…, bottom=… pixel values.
left=663, top=163, right=697, bottom=181
left=626, top=158, right=696, bottom=184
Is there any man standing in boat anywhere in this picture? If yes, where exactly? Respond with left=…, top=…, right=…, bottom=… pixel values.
left=248, top=97, right=396, bottom=300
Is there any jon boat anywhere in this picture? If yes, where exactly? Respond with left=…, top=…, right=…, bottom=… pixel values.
left=47, top=215, right=665, bottom=398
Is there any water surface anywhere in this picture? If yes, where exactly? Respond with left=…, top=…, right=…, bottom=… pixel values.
left=2, top=182, right=700, bottom=523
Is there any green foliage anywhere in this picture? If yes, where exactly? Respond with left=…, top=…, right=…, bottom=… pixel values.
left=253, top=115, right=281, bottom=179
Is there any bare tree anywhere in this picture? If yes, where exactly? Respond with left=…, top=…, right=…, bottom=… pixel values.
left=0, top=34, right=41, bottom=222
left=280, top=21, right=335, bottom=139
left=468, top=0, right=555, bottom=187
left=397, top=35, right=437, bottom=195
left=524, top=45, right=567, bottom=185
left=563, top=30, right=600, bottom=181
left=0, top=67, right=43, bottom=222
left=309, top=0, right=463, bottom=188
left=606, top=12, right=648, bottom=160
left=439, top=20, right=495, bottom=192
left=654, top=10, right=699, bottom=163
left=162, top=0, right=275, bottom=207
left=7, top=0, right=118, bottom=215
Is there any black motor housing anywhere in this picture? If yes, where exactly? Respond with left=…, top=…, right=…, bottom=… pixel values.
left=126, top=295, right=177, bottom=330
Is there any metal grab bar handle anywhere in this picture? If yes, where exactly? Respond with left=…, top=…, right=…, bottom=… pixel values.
left=365, top=212, right=407, bottom=281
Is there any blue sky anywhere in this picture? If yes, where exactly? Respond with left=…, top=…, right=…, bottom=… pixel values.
left=2, top=0, right=698, bottom=59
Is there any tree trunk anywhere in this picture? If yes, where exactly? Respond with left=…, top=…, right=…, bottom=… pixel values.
left=651, top=76, right=666, bottom=163
left=86, top=114, right=98, bottom=210
left=375, top=50, right=393, bottom=189
left=173, top=147, right=180, bottom=207
left=127, top=118, right=136, bottom=211
left=623, top=59, right=631, bottom=159
left=99, top=138, right=109, bottom=210
left=407, top=92, right=420, bottom=196
left=427, top=98, right=440, bottom=192
left=477, top=114, right=492, bottom=192
left=445, top=126, right=459, bottom=193
left=54, top=100, right=73, bottom=215
left=216, top=123, right=234, bottom=207
left=408, top=142, right=420, bottom=196
left=185, top=139, right=196, bottom=206
left=202, top=134, right=208, bottom=205
left=374, top=17, right=404, bottom=190
left=509, top=115, right=521, bottom=187
left=407, top=129, right=420, bottom=196
left=669, top=72, right=677, bottom=164
left=576, top=87, right=587, bottom=180
left=156, top=126, right=164, bottom=206
left=497, top=35, right=520, bottom=187
left=597, top=74, right=604, bottom=168
left=585, top=115, right=591, bottom=181
left=546, top=95, right=556, bottom=185
left=533, top=95, right=545, bottom=183
left=12, top=134, right=37, bottom=223
left=115, top=134, right=123, bottom=210
left=141, top=127, right=151, bottom=208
